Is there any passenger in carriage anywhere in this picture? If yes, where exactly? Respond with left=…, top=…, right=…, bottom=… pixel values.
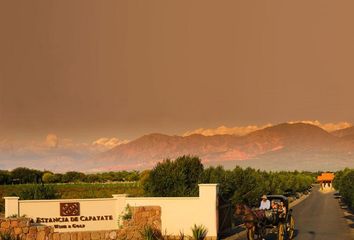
left=278, top=201, right=286, bottom=216
left=259, top=195, right=270, bottom=210
left=271, top=200, right=278, bottom=210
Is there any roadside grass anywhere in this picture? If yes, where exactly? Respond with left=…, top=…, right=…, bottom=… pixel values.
left=0, top=182, right=144, bottom=213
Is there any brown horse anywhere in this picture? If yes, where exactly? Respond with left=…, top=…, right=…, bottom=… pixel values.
left=235, top=203, right=267, bottom=239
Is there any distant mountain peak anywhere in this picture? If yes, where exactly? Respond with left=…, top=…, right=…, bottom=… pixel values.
left=94, top=121, right=354, bottom=171
left=250, top=122, right=332, bottom=138
left=332, top=126, right=354, bottom=137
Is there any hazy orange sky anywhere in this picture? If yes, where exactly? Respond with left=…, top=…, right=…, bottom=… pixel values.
left=1, top=0, right=354, bottom=142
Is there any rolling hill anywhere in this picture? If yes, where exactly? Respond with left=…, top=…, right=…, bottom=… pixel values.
left=93, top=123, right=354, bottom=171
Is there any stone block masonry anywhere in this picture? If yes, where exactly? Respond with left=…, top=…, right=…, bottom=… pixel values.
left=0, top=206, right=161, bottom=240
left=117, top=206, right=161, bottom=240
left=0, top=218, right=52, bottom=240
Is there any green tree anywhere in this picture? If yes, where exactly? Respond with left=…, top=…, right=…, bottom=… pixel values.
left=333, top=168, right=351, bottom=191
left=201, top=166, right=236, bottom=200
left=139, top=170, right=150, bottom=186
left=62, top=171, right=86, bottom=183
left=0, top=170, right=11, bottom=184
left=144, top=155, right=203, bottom=197
left=336, top=169, right=354, bottom=208
left=51, top=173, right=63, bottom=183
left=230, top=168, right=267, bottom=206
left=84, top=174, right=101, bottom=183
left=11, top=167, right=43, bottom=184
left=42, top=172, right=55, bottom=183
left=126, top=171, right=140, bottom=181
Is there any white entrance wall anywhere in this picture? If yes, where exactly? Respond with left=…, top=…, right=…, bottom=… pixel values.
left=5, top=196, right=125, bottom=232
left=4, top=184, right=219, bottom=238
left=126, top=184, right=219, bottom=237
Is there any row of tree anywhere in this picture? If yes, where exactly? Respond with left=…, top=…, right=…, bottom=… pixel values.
left=143, top=156, right=315, bottom=206
left=0, top=168, right=140, bottom=184
left=333, top=168, right=354, bottom=209
left=0, top=156, right=315, bottom=207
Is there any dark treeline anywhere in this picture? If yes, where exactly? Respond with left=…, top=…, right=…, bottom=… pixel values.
left=1, top=156, right=317, bottom=208
left=333, top=168, right=354, bottom=209
left=0, top=168, right=140, bottom=184
left=143, top=156, right=315, bottom=206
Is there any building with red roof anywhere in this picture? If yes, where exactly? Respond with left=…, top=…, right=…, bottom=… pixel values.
left=317, top=172, right=335, bottom=190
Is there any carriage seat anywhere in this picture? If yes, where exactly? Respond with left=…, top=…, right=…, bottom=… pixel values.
left=264, top=209, right=276, bottom=224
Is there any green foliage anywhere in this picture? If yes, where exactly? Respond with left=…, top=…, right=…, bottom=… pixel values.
left=42, top=172, right=55, bottom=183
left=333, top=168, right=351, bottom=190
left=0, top=170, right=11, bottom=185
left=142, top=155, right=313, bottom=205
left=201, top=166, right=314, bottom=206
left=230, top=168, right=266, bottom=206
left=117, top=204, right=133, bottom=228
left=0, top=202, right=4, bottom=212
left=0, top=232, right=18, bottom=240
left=0, top=155, right=315, bottom=212
left=11, top=168, right=42, bottom=184
left=0, top=182, right=143, bottom=212
left=84, top=171, right=140, bottom=183
left=58, top=182, right=142, bottom=198
left=334, top=168, right=354, bottom=209
left=18, top=184, right=58, bottom=200
left=139, top=170, right=150, bottom=186
left=143, top=155, right=204, bottom=197
left=0, top=167, right=143, bottom=185
left=178, top=231, right=185, bottom=240
left=122, top=205, right=132, bottom=220
left=61, top=172, right=86, bottom=183
left=140, top=226, right=162, bottom=240
left=191, top=224, right=208, bottom=240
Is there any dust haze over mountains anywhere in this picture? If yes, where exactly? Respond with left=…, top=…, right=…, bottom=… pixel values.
left=1, top=1, right=354, bottom=172
left=1, top=122, right=354, bottom=172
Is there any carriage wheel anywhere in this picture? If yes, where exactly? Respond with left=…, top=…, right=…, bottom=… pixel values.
left=247, top=226, right=255, bottom=240
left=277, top=223, right=285, bottom=240
left=287, top=216, right=295, bottom=239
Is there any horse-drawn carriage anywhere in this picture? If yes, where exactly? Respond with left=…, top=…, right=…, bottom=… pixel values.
left=235, top=195, right=295, bottom=240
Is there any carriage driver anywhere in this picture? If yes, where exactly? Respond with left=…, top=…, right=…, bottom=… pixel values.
left=259, top=195, right=270, bottom=210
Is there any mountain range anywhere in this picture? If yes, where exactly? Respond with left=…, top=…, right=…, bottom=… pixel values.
left=93, top=123, right=354, bottom=172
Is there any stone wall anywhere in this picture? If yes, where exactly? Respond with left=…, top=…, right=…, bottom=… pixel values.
left=117, top=206, right=161, bottom=240
left=0, top=218, right=52, bottom=240
left=0, top=206, right=161, bottom=240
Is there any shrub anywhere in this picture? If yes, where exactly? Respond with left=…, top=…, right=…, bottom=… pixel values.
left=191, top=224, right=208, bottom=240
left=0, top=232, right=18, bottom=240
left=121, top=205, right=132, bottom=221
left=0, top=202, right=4, bottom=213
left=18, top=184, right=58, bottom=200
left=178, top=231, right=185, bottom=240
left=140, top=226, right=162, bottom=240
left=117, top=204, right=133, bottom=228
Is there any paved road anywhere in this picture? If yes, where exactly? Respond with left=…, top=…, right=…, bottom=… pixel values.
left=292, top=186, right=352, bottom=240
left=238, top=186, right=353, bottom=240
